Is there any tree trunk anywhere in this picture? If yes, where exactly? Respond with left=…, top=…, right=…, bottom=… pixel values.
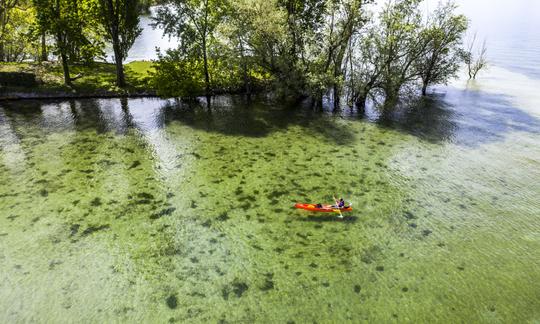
left=112, top=41, right=125, bottom=87
left=472, top=68, right=479, bottom=79
left=333, top=83, right=340, bottom=110
left=355, top=92, right=367, bottom=115
left=202, top=37, right=210, bottom=96
left=57, top=34, right=72, bottom=86
left=238, top=37, right=250, bottom=97
left=421, top=81, right=428, bottom=96
left=0, top=8, right=5, bottom=62
left=60, top=50, right=71, bottom=86
left=40, top=32, right=48, bottom=62
left=383, top=85, right=400, bottom=109
left=243, top=63, right=250, bottom=97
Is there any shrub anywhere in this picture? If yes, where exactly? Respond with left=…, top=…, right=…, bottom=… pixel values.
left=150, top=50, right=205, bottom=98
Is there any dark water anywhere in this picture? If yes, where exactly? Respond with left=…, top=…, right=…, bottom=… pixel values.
left=2, top=0, right=540, bottom=322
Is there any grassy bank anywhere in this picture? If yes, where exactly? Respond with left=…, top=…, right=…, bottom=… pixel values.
left=0, top=61, right=155, bottom=99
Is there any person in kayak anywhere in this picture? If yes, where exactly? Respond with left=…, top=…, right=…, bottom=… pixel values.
left=315, top=203, right=323, bottom=208
left=332, top=198, right=346, bottom=209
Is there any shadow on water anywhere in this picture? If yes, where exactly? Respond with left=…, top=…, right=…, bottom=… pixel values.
left=2, top=86, right=538, bottom=148
left=370, top=88, right=540, bottom=147
left=1, top=99, right=123, bottom=135
left=0, top=96, right=356, bottom=146
left=157, top=95, right=356, bottom=145
left=299, top=215, right=359, bottom=223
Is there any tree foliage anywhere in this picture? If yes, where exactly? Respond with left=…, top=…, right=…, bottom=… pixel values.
left=416, top=1, right=467, bottom=95
left=0, top=0, right=37, bottom=62
left=150, top=49, right=206, bottom=97
left=34, top=0, right=105, bottom=84
left=154, top=0, right=229, bottom=95
left=97, top=0, right=142, bottom=87
left=347, top=0, right=468, bottom=108
left=3, top=0, right=470, bottom=105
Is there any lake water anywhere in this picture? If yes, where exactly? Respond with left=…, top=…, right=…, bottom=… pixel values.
left=2, top=1, right=540, bottom=323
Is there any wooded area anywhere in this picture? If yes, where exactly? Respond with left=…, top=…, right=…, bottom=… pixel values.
left=0, top=0, right=488, bottom=107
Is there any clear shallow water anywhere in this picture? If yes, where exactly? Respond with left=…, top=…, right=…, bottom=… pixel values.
left=3, top=1, right=540, bottom=322
left=1, top=81, right=539, bottom=322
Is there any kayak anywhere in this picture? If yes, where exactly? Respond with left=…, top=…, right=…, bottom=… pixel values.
left=294, top=203, right=353, bottom=213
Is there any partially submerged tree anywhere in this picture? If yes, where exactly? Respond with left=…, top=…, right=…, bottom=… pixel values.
left=348, top=26, right=385, bottom=109
left=97, top=0, right=142, bottom=87
left=462, top=32, right=487, bottom=79
left=348, top=0, right=468, bottom=108
left=375, top=0, right=428, bottom=106
left=415, top=1, right=467, bottom=95
left=0, top=0, right=19, bottom=61
left=149, top=0, right=469, bottom=107
left=320, top=0, right=371, bottom=107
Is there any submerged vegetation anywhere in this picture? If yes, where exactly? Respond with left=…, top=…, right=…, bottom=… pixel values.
left=0, top=0, right=486, bottom=106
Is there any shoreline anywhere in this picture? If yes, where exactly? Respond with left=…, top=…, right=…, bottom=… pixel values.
left=0, top=91, right=159, bottom=101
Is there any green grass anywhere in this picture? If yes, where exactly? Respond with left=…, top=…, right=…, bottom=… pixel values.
left=126, top=60, right=154, bottom=77
left=0, top=61, right=156, bottom=96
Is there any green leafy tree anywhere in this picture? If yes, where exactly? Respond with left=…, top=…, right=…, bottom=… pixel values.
left=373, top=0, right=426, bottom=106
left=276, top=0, right=326, bottom=96
left=151, top=49, right=206, bottom=97
left=219, top=0, right=255, bottom=95
left=0, top=0, right=37, bottom=62
left=34, top=0, right=104, bottom=85
left=348, top=26, right=386, bottom=109
left=416, top=1, right=467, bottom=95
left=225, top=0, right=288, bottom=94
left=320, top=0, right=371, bottom=107
left=97, top=0, right=142, bottom=87
left=0, top=0, right=19, bottom=61
left=154, top=0, right=228, bottom=96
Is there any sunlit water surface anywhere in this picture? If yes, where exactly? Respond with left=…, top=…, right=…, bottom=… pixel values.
left=3, top=0, right=540, bottom=322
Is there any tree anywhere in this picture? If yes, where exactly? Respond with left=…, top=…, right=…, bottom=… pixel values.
left=0, top=0, right=37, bottom=62
left=218, top=0, right=253, bottom=95
left=321, top=0, right=371, bottom=108
left=462, top=32, right=487, bottom=79
left=348, top=26, right=385, bottom=109
left=34, top=0, right=104, bottom=85
left=154, top=0, right=228, bottom=96
left=226, top=0, right=289, bottom=95
left=374, top=0, right=427, bottom=106
left=277, top=0, right=326, bottom=96
left=97, top=0, right=142, bottom=87
left=0, top=0, right=19, bottom=61
left=151, top=49, right=206, bottom=97
left=415, top=1, right=467, bottom=95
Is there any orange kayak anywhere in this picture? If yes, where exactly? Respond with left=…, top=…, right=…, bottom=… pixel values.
left=294, top=203, right=353, bottom=213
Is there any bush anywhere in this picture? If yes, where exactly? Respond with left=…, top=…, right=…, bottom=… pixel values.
left=150, top=50, right=205, bottom=98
